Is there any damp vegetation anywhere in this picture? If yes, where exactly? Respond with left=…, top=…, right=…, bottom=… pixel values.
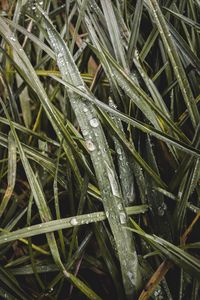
left=0, top=1, right=200, bottom=299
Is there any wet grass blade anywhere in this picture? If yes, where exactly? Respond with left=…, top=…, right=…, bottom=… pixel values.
left=0, top=205, right=148, bottom=244
left=39, top=6, right=142, bottom=297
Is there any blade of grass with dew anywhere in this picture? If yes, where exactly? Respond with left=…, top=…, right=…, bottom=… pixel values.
left=0, top=205, right=148, bottom=245
left=39, top=6, right=142, bottom=297
left=109, top=98, right=136, bottom=205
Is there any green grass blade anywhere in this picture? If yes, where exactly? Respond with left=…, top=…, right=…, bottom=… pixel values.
left=0, top=205, right=148, bottom=244
left=39, top=6, right=142, bottom=297
left=0, top=131, right=16, bottom=217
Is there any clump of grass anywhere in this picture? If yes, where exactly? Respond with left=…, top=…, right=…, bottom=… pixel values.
left=0, top=0, right=200, bottom=299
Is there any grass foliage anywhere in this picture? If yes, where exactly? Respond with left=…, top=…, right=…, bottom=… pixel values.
left=0, top=0, right=200, bottom=299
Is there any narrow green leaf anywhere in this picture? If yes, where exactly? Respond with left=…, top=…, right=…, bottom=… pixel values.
left=0, top=131, right=16, bottom=217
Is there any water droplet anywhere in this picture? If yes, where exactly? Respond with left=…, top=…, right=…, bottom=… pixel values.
left=127, top=271, right=135, bottom=284
left=105, top=211, right=109, bottom=218
left=134, top=49, right=139, bottom=60
left=118, top=203, right=123, bottom=210
left=82, top=129, right=88, bottom=136
left=85, top=140, right=96, bottom=151
left=70, top=217, right=78, bottom=226
left=89, top=118, right=99, bottom=128
left=119, top=212, right=126, bottom=224
left=178, top=191, right=183, bottom=198
left=158, top=207, right=164, bottom=216
left=105, top=162, right=120, bottom=197
left=57, top=52, right=63, bottom=59
left=117, top=148, right=122, bottom=155
left=4, top=238, right=8, bottom=241
left=83, top=107, right=88, bottom=113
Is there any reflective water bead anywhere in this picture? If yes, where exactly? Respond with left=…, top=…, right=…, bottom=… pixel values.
left=89, top=118, right=99, bottom=128
left=85, top=140, right=96, bottom=151
left=70, top=217, right=78, bottom=226
left=83, top=107, right=88, bottom=113
left=119, top=212, right=126, bottom=224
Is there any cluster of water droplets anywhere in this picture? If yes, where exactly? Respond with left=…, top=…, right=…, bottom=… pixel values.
left=9, top=35, right=16, bottom=42
left=157, top=201, right=167, bottom=216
